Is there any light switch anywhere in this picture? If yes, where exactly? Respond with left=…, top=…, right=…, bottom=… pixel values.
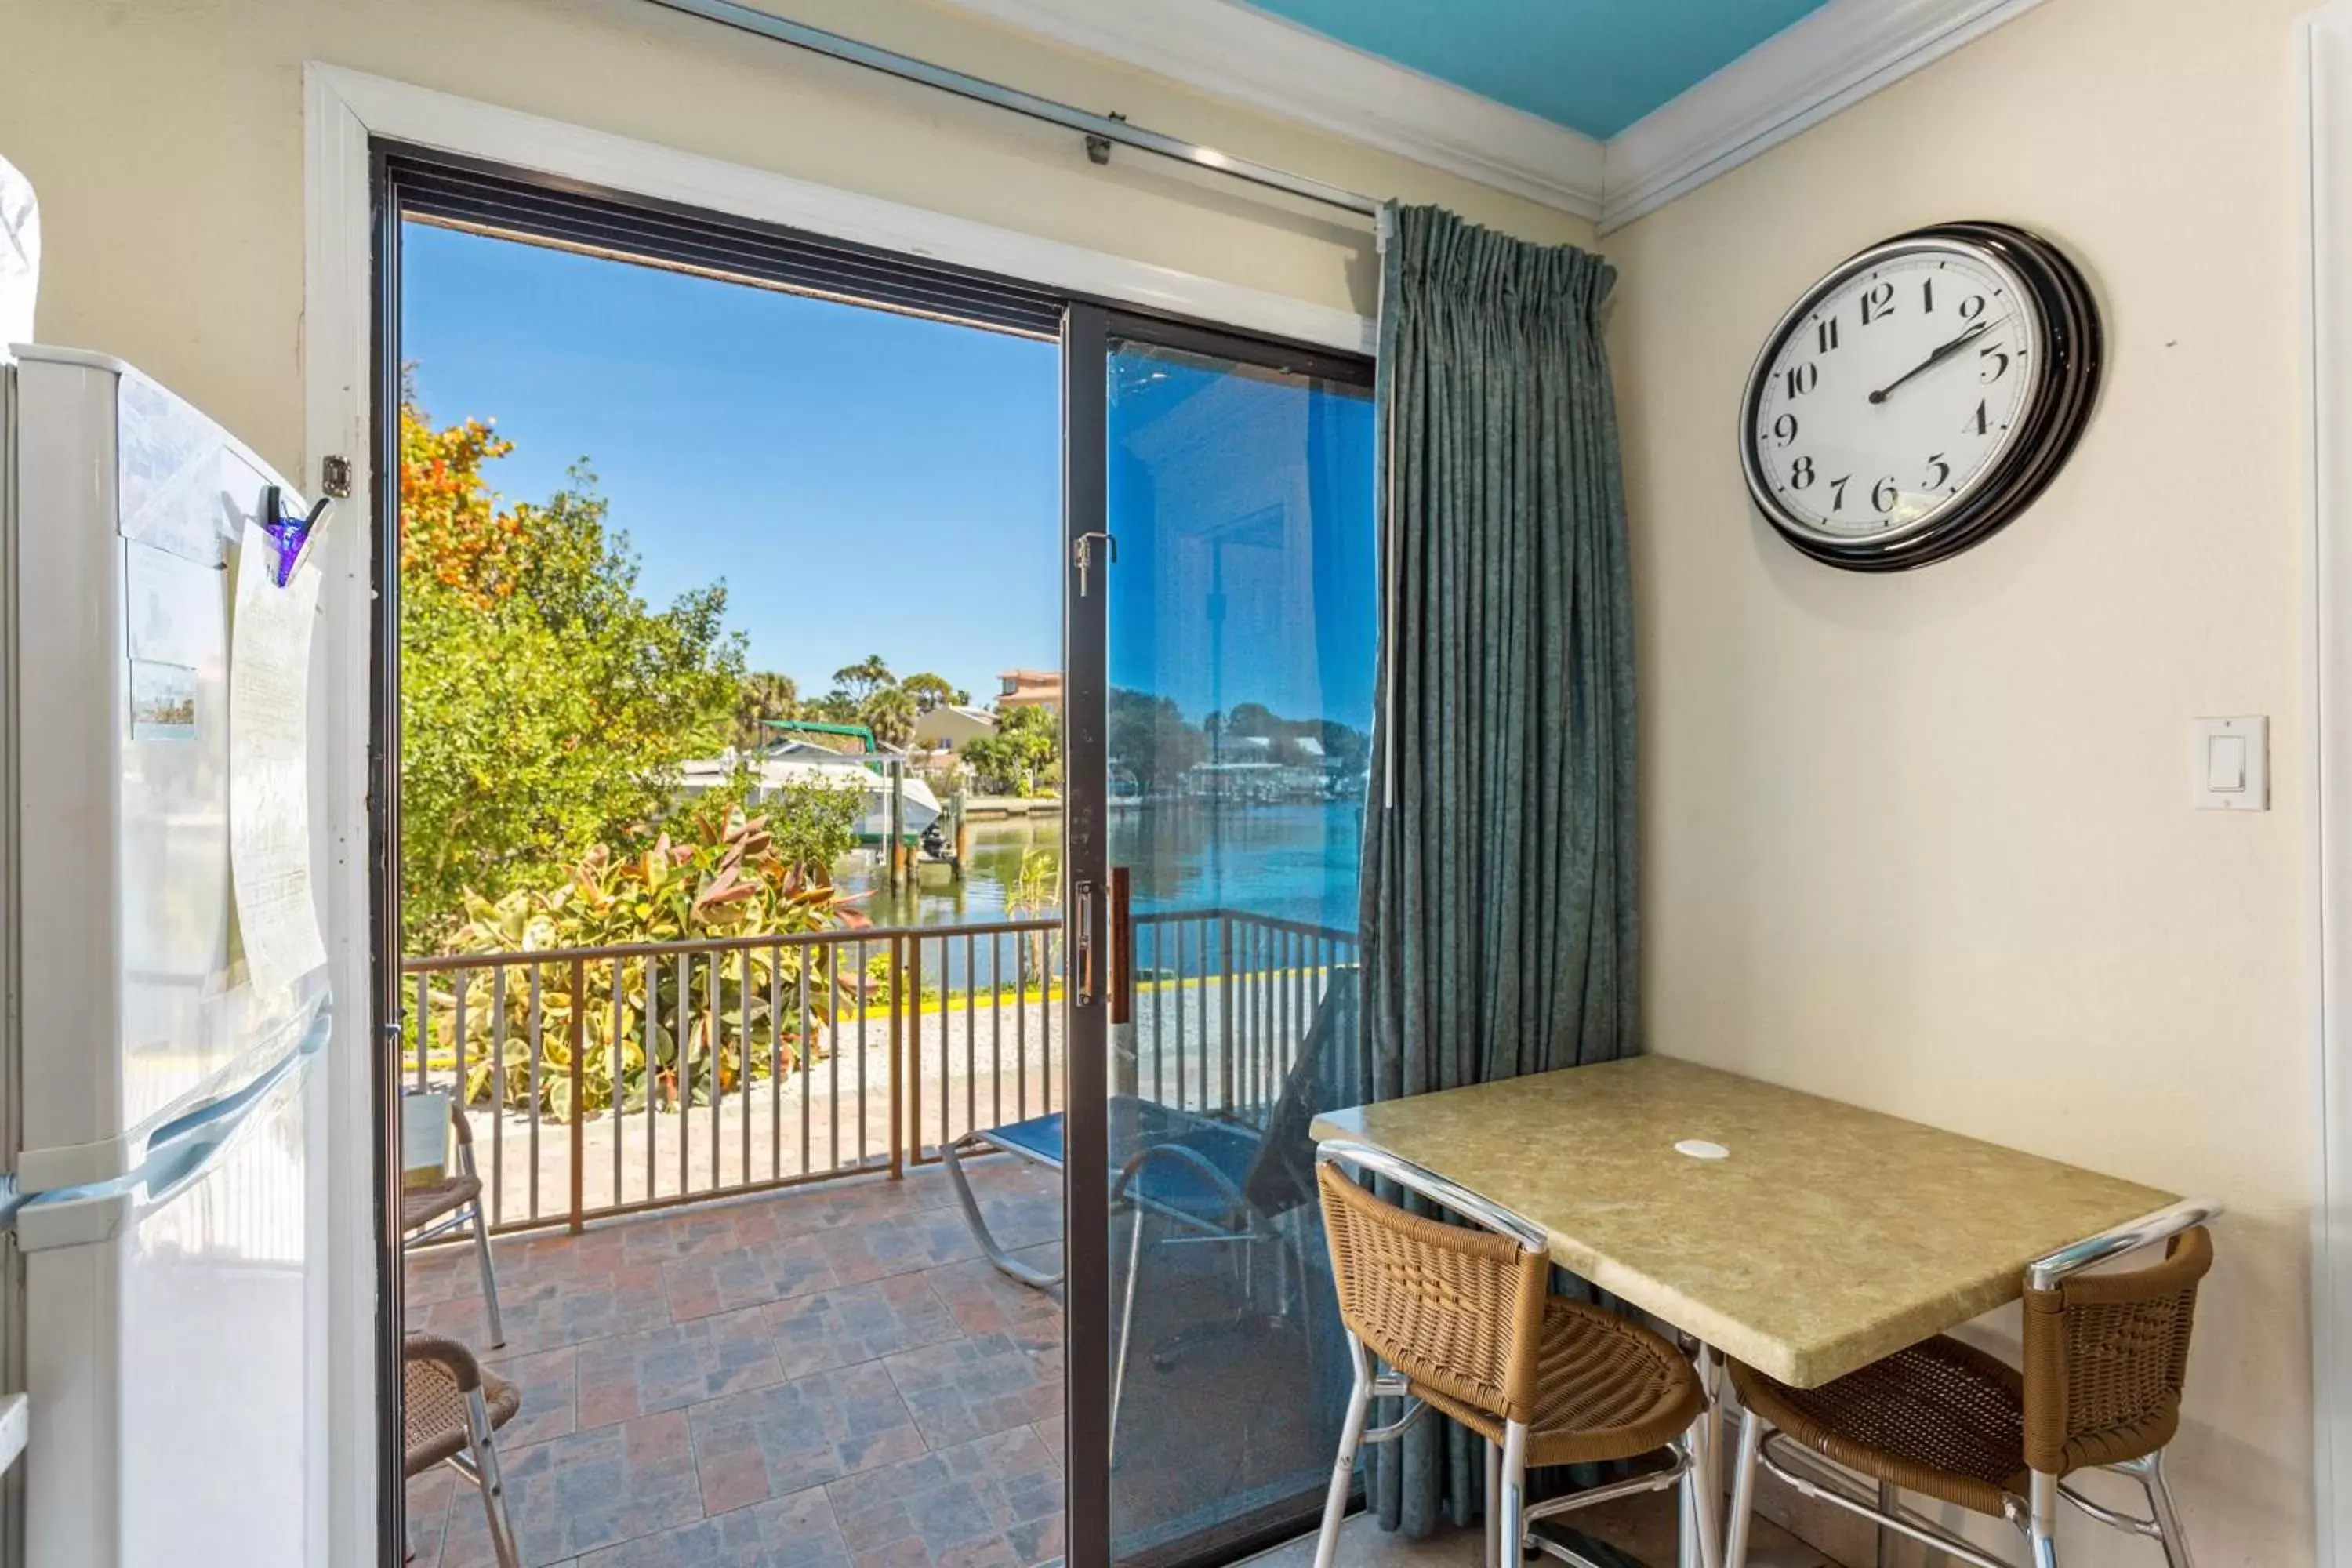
left=2192, top=717, right=2268, bottom=811
left=2207, top=735, right=2248, bottom=793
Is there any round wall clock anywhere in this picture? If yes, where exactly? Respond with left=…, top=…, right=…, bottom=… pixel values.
left=1737, top=221, right=2102, bottom=572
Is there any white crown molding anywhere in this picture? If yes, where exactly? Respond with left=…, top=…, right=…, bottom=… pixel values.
left=1597, top=0, right=2053, bottom=233
left=927, top=0, right=1606, bottom=219
left=928, top=0, right=2055, bottom=235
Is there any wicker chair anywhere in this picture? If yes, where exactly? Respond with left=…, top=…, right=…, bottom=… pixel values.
left=1312, top=1142, right=1720, bottom=1568
left=404, top=1334, right=523, bottom=1568
left=1724, top=1203, right=2219, bottom=1568
left=402, top=1094, right=503, bottom=1347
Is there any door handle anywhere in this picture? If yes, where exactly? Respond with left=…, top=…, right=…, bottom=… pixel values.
left=1109, top=867, right=1133, bottom=1026
left=1074, top=880, right=1097, bottom=1007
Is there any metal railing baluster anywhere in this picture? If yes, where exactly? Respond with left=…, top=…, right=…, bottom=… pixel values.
left=990, top=932, right=1004, bottom=1129
left=394, top=911, right=1349, bottom=1235
left=706, top=951, right=721, bottom=1194
left=568, top=956, right=586, bottom=1233
left=800, top=942, right=814, bottom=1178
left=610, top=957, right=623, bottom=1207
left=489, top=965, right=506, bottom=1225
left=740, top=946, right=754, bottom=1189
left=1015, top=931, right=1029, bottom=1120
left=452, top=969, right=468, bottom=1109
left=964, top=931, right=977, bottom=1143
left=676, top=951, right=691, bottom=1200
left=644, top=956, right=657, bottom=1203
left=769, top=944, right=783, bottom=1181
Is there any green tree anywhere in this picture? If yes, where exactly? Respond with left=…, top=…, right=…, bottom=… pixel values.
left=398, top=398, right=744, bottom=948
left=733, top=671, right=803, bottom=751
left=830, top=655, right=895, bottom=706
left=1109, top=689, right=1204, bottom=794
left=900, top=672, right=967, bottom=713
left=860, top=684, right=918, bottom=749
left=962, top=702, right=1059, bottom=795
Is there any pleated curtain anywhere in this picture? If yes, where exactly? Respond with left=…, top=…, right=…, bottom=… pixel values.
left=1356, top=202, right=1643, bottom=1537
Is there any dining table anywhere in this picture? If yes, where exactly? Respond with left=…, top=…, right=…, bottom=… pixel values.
left=1308, top=1053, right=2187, bottom=1568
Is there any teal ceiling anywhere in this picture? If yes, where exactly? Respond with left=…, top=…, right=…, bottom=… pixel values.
left=1241, top=0, right=1837, bottom=140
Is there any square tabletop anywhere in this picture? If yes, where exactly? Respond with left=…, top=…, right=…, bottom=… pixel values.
left=1308, top=1054, right=2178, bottom=1388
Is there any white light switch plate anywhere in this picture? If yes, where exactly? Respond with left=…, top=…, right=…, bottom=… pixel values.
left=2192, top=716, right=2268, bottom=811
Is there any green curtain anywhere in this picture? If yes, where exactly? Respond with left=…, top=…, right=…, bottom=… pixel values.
left=1358, top=203, right=1642, bottom=1537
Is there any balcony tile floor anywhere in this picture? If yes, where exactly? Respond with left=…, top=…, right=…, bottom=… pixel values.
left=406, top=1156, right=1066, bottom=1568
left=408, top=1157, right=1832, bottom=1568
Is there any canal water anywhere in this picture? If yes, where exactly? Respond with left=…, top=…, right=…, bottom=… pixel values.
left=833, top=799, right=1365, bottom=935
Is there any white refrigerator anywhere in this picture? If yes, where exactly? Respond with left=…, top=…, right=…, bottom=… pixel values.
left=1, top=344, right=333, bottom=1568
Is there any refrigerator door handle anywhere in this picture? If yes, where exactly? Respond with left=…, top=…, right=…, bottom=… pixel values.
left=16, top=1018, right=324, bottom=1253
left=137, top=999, right=330, bottom=1157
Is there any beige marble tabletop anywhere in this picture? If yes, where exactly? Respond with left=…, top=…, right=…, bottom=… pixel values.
left=1309, top=1055, right=2177, bottom=1388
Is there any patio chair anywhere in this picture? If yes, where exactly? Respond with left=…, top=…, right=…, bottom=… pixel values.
left=403, top=1333, right=523, bottom=1568
left=401, top=1095, right=504, bottom=1348
left=940, top=967, right=1362, bottom=1444
left=1723, top=1204, right=2218, bottom=1568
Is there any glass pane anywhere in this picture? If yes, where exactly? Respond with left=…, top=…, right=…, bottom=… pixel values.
left=1102, top=337, right=1376, bottom=1563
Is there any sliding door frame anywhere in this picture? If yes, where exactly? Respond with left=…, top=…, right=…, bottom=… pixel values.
left=310, top=65, right=1374, bottom=1568
left=1061, top=300, right=1116, bottom=1567
left=1062, top=309, right=1374, bottom=1568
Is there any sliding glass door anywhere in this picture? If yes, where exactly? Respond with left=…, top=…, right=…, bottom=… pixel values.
left=1064, top=307, right=1377, bottom=1566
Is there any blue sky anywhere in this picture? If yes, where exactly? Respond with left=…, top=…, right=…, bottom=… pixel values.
left=401, top=222, right=1376, bottom=731
left=401, top=222, right=1062, bottom=706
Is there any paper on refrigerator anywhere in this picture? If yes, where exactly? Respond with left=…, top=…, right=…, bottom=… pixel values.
left=228, top=519, right=325, bottom=992
left=0, top=154, right=37, bottom=346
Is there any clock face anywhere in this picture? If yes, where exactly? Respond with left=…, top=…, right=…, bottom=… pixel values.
left=1738, top=224, right=2102, bottom=571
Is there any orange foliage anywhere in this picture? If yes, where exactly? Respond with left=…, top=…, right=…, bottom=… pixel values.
left=399, top=402, right=529, bottom=608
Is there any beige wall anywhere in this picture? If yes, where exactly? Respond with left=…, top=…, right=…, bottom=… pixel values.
left=0, top=0, right=1591, bottom=488
left=1603, top=0, right=2314, bottom=1559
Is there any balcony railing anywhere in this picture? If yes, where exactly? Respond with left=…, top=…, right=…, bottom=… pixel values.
left=399, top=909, right=1357, bottom=1234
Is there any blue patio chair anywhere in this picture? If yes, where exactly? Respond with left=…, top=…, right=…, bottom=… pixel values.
left=940, top=967, right=1363, bottom=1444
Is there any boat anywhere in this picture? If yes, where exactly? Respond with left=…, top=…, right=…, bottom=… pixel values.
left=675, top=750, right=943, bottom=845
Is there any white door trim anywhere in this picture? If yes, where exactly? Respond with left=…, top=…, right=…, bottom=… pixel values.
left=300, top=60, right=1376, bottom=1563
left=308, top=65, right=1374, bottom=357
left=2304, top=5, right=2352, bottom=1562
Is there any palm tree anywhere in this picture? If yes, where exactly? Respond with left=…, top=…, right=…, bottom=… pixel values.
left=861, top=685, right=918, bottom=749
left=733, top=671, right=803, bottom=752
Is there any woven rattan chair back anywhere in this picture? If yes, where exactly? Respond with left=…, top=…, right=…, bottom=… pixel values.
left=1315, top=1161, right=1548, bottom=1425
left=2021, top=1225, right=2212, bottom=1476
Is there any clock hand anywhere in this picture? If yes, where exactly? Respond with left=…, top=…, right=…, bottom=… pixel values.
left=1867, top=320, right=1992, bottom=405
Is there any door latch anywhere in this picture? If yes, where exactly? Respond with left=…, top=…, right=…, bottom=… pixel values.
left=1073, top=531, right=1118, bottom=599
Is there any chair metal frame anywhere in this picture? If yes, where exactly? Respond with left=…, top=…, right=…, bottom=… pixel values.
left=402, top=1337, right=521, bottom=1568
left=1312, top=1139, right=1723, bottom=1568
left=401, top=1095, right=505, bottom=1348
left=943, top=1110, right=1298, bottom=1465
left=1723, top=1196, right=2222, bottom=1568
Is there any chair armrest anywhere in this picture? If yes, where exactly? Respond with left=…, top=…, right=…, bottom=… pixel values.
left=404, top=1332, right=486, bottom=1393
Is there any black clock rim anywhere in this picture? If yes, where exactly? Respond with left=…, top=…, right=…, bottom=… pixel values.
left=1740, top=221, right=2103, bottom=573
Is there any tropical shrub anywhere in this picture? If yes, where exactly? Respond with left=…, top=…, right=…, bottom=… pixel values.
left=419, top=789, right=862, bottom=1119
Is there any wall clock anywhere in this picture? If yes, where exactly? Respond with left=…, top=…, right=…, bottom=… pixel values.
left=1738, top=221, right=2102, bottom=572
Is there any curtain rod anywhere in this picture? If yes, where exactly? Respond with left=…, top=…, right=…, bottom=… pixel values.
left=638, top=0, right=1387, bottom=220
